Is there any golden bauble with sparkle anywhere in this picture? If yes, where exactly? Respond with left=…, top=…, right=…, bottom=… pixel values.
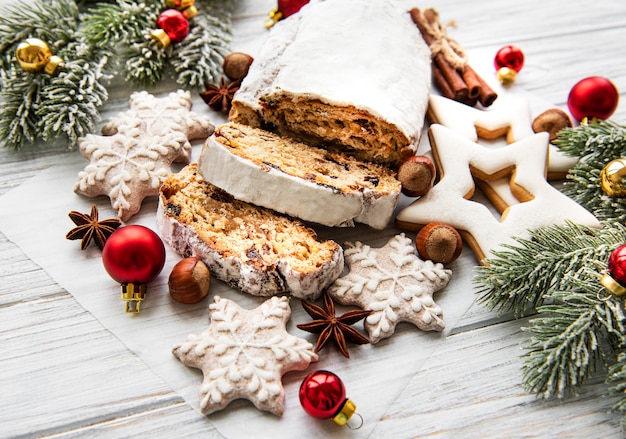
left=164, top=0, right=197, bottom=18
left=600, top=158, right=626, bottom=198
left=15, top=38, right=63, bottom=75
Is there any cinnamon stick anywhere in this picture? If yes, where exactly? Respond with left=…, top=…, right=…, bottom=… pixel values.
left=461, top=66, right=481, bottom=100
left=409, top=8, right=468, bottom=102
left=409, top=7, right=497, bottom=107
left=432, top=62, right=455, bottom=100
left=467, top=65, right=497, bottom=107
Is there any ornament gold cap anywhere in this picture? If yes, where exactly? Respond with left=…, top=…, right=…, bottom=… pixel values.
left=497, top=67, right=516, bottom=85
left=600, top=273, right=626, bottom=297
left=264, top=7, right=283, bottom=29
left=150, top=29, right=171, bottom=48
left=332, top=399, right=356, bottom=427
left=182, top=6, right=198, bottom=19
left=121, top=282, right=147, bottom=314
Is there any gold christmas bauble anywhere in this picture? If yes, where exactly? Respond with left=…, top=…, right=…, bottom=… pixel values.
left=497, top=67, right=517, bottom=85
left=15, top=38, right=63, bottom=75
left=600, top=158, right=626, bottom=197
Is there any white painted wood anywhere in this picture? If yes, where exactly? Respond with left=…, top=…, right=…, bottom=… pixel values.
left=1, top=0, right=625, bottom=437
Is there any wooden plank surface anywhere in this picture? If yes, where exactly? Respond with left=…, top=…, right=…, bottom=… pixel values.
left=1, top=0, right=625, bottom=437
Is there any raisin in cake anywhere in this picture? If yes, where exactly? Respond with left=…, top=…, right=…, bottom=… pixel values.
left=229, top=0, right=431, bottom=168
left=156, top=164, right=344, bottom=299
left=197, top=123, right=401, bottom=229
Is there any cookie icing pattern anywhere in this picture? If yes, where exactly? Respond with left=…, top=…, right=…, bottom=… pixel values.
left=396, top=124, right=600, bottom=263
left=172, top=296, right=317, bottom=416
left=74, top=90, right=214, bottom=221
left=328, top=234, right=451, bottom=344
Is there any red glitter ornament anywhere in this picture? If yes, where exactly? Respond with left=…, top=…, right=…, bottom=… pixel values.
left=102, top=225, right=166, bottom=313
left=494, top=45, right=525, bottom=73
left=600, top=243, right=626, bottom=298
left=151, top=9, right=190, bottom=47
left=299, top=370, right=362, bottom=428
left=567, top=76, right=619, bottom=121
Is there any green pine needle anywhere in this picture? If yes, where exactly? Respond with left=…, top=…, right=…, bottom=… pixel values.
left=474, top=221, right=626, bottom=317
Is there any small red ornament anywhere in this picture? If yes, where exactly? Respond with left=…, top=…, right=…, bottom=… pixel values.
left=102, top=225, right=166, bottom=313
left=494, top=45, right=525, bottom=73
left=151, top=9, right=190, bottom=48
left=265, top=0, right=310, bottom=28
left=567, top=76, right=619, bottom=121
left=299, top=370, right=362, bottom=428
left=600, top=243, right=626, bottom=298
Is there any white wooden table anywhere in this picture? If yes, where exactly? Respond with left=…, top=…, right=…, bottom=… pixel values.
left=2, top=0, right=626, bottom=437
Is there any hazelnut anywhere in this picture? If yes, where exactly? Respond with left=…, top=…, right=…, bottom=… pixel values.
left=223, top=52, right=254, bottom=82
left=397, top=155, right=436, bottom=197
left=168, top=257, right=211, bottom=304
left=415, top=222, right=462, bottom=264
left=532, top=108, right=572, bottom=142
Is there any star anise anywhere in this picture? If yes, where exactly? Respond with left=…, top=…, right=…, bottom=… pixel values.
left=200, top=77, right=240, bottom=114
left=297, top=290, right=372, bottom=358
left=66, top=204, right=121, bottom=250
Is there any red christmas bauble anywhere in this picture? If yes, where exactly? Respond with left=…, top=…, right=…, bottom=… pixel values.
left=278, top=0, right=309, bottom=18
left=567, top=76, right=619, bottom=121
left=156, top=9, right=189, bottom=44
left=299, top=370, right=346, bottom=419
left=494, top=45, right=524, bottom=73
left=607, top=243, right=626, bottom=286
left=102, top=225, right=166, bottom=284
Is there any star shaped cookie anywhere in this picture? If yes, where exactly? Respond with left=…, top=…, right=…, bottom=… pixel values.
left=327, top=234, right=452, bottom=344
left=396, top=124, right=600, bottom=263
left=428, top=95, right=577, bottom=179
left=172, top=296, right=318, bottom=416
left=74, top=90, right=215, bottom=221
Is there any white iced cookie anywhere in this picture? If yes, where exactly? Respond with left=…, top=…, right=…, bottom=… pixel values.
left=395, top=124, right=600, bottom=263
left=74, top=90, right=214, bottom=221
left=328, top=233, right=451, bottom=344
left=172, top=296, right=318, bottom=416
left=427, top=95, right=577, bottom=179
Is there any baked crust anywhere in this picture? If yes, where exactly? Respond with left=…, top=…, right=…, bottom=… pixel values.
left=157, top=164, right=344, bottom=299
left=229, top=0, right=431, bottom=168
left=198, top=122, right=401, bottom=229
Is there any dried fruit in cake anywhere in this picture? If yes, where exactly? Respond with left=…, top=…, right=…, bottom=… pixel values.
left=157, top=163, right=344, bottom=299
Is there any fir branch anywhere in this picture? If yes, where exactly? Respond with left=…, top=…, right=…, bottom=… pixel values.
left=0, top=0, right=110, bottom=149
left=0, top=68, right=44, bottom=149
left=171, top=9, right=232, bottom=88
left=0, top=0, right=79, bottom=71
left=607, top=352, right=626, bottom=426
left=474, top=221, right=626, bottom=317
left=123, top=37, right=168, bottom=86
left=37, top=57, right=109, bottom=144
left=554, top=120, right=626, bottom=160
left=522, top=283, right=625, bottom=399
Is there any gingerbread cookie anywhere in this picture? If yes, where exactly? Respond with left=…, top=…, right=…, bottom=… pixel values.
left=427, top=95, right=577, bottom=179
left=396, top=124, right=600, bottom=263
left=172, top=296, right=317, bottom=416
left=327, top=234, right=451, bottom=344
left=74, top=90, right=214, bottom=221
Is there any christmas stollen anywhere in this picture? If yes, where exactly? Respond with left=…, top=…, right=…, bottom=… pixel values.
left=197, top=122, right=401, bottom=229
left=156, top=164, right=344, bottom=299
left=229, top=0, right=431, bottom=168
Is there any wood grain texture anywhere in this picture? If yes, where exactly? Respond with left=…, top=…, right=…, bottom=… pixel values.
left=1, top=0, right=625, bottom=437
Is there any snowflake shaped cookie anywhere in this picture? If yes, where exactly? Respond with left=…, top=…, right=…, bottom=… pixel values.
left=328, top=234, right=452, bottom=344
left=172, top=296, right=318, bottom=416
left=74, top=90, right=214, bottom=221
